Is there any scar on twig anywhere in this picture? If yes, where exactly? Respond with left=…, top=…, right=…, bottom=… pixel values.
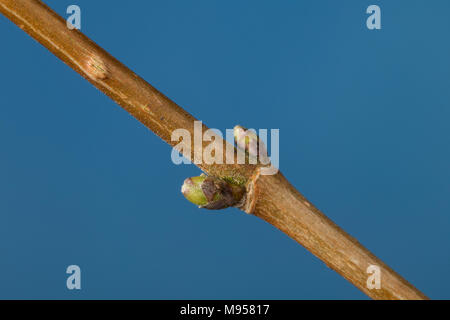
left=84, top=55, right=109, bottom=80
left=236, top=167, right=261, bottom=214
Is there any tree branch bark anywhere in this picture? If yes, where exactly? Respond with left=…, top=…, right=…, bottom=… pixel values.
left=0, top=0, right=428, bottom=299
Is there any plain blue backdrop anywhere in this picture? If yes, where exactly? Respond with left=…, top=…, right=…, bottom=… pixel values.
left=1, top=0, right=449, bottom=299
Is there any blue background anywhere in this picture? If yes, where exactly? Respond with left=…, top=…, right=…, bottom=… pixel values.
left=0, top=0, right=449, bottom=299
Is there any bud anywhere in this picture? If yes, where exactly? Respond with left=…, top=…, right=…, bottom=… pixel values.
left=181, top=175, right=245, bottom=210
left=233, top=125, right=269, bottom=164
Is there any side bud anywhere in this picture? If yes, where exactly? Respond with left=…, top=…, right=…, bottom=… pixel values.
left=233, top=125, right=269, bottom=164
left=181, top=175, right=245, bottom=210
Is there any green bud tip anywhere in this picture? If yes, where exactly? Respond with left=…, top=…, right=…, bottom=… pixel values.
left=181, top=175, right=245, bottom=210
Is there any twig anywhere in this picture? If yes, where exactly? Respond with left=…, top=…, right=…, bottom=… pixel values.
left=0, top=0, right=428, bottom=299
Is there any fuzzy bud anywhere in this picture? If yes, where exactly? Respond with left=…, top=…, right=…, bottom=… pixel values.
left=234, top=125, right=269, bottom=164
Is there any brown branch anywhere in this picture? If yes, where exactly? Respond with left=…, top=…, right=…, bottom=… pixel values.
left=0, top=0, right=428, bottom=299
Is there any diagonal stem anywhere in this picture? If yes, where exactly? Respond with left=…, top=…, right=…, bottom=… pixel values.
left=0, top=0, right=428, bottom=299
